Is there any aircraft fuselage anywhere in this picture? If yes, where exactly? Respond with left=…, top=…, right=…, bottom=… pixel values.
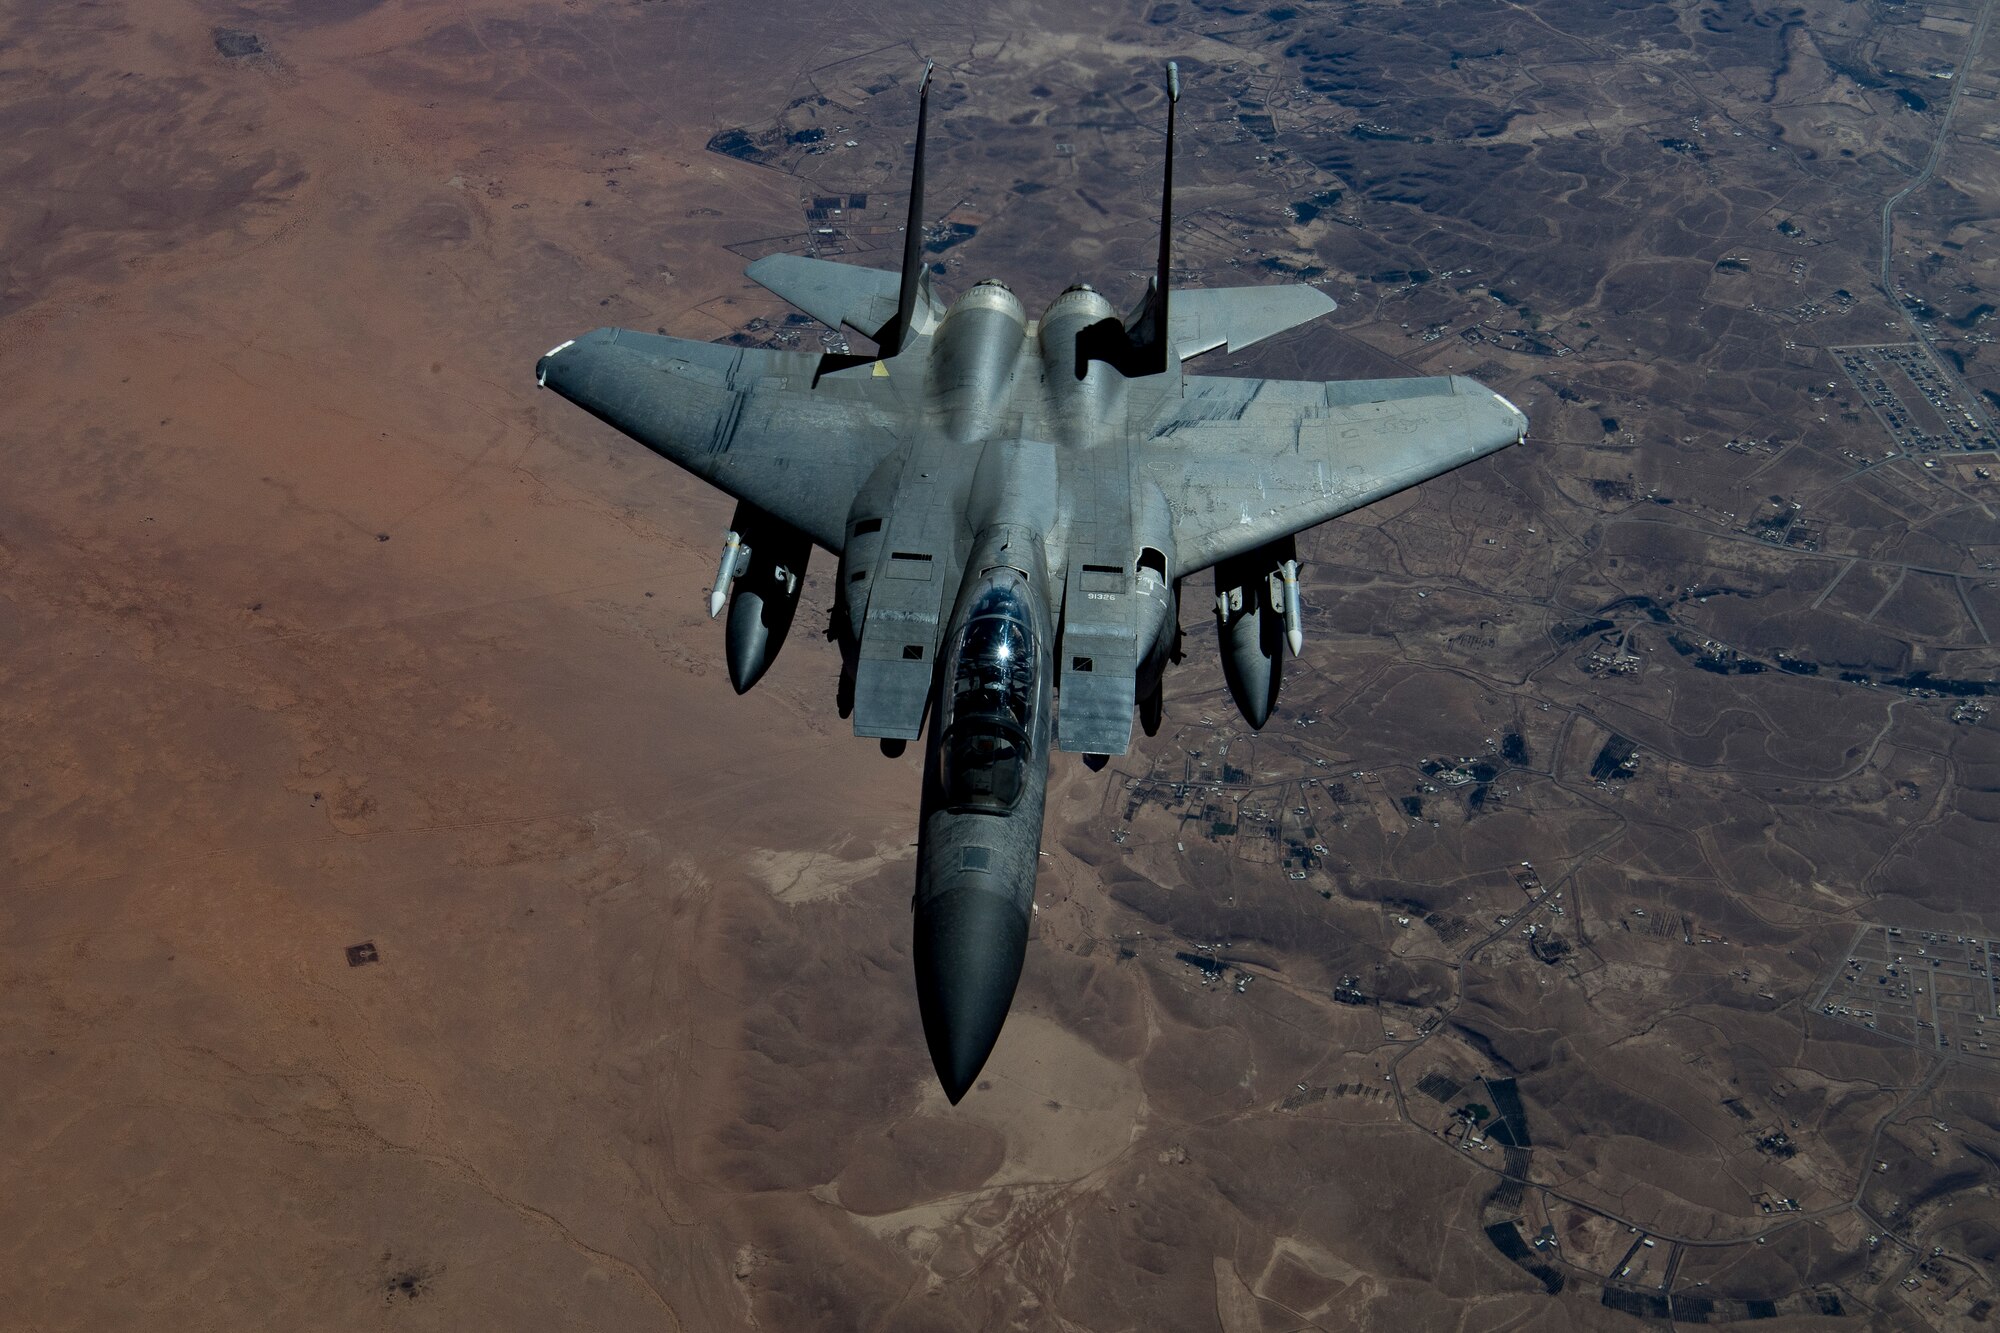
left=843, top=280, right=1181, bottom=1099
left=912, top=526, right=1054, bottom=1101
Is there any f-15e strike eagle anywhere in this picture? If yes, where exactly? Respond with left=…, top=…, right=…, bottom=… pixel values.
left=535, top=63, right=1526, bottom=1101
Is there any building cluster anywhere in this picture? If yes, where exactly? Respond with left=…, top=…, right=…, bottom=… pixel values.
left=1579, top=645, right=1643, bottom=677
left=1817, top=926, right=2000, bottom=1061
left=737, top=313, right=850, bottom=355
left=1833, top=343, right=1994, bottom=454
left=1740, top=497, right=1823, bottom=551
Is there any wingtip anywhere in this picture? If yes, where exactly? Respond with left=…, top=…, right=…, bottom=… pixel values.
left=536, top=337, right=577, bottom=387
left=1494, top=390, right=1529, bottom=441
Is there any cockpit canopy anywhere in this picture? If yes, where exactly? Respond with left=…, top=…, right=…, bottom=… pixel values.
left=938, top=574, right=1039, bottom=812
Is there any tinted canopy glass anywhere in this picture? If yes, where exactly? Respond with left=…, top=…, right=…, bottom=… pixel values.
left=939, top=577, right=1038, bottom=811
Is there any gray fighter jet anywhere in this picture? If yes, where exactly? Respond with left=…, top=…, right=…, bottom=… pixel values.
left=535, top=63, right=1526, bottom=1101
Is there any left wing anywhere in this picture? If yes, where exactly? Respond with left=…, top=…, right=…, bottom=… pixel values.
left=1141, top=372, right=1526, bottom=575
left=536, top=328, right=905, bottom=553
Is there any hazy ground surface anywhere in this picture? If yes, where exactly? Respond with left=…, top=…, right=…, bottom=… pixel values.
left=6, top=0, right=2000, bottom=1328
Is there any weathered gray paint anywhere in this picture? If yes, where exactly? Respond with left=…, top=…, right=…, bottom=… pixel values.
left=535, top=106, right=1526, bottom=1100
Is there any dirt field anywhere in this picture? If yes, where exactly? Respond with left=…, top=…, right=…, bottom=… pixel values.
left=7, top=0, right=2000, bottom=1328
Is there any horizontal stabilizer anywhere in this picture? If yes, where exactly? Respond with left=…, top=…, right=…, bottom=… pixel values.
left=1170, top=284, right=1338, bottom=361
left=745, top=253, right=903, bottom=342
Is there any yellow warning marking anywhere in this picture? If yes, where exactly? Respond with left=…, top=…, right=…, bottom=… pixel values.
left=872, top=361, right=889, bottom=377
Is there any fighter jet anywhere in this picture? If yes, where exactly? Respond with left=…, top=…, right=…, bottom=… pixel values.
left=534, top=63, right=1526, bottom=1102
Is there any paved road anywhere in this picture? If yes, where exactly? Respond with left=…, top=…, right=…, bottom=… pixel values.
left=1876, top=0, right=1997, bottom=428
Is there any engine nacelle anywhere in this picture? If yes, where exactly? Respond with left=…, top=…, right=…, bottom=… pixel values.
left=1212, top=536, right=1297, bottom=729
left=722, top=502, right=810, bottom=694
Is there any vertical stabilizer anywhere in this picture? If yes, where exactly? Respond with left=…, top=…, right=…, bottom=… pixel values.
left=1152, top=61, right=1179, bottom=373
left=1120, top=62, right=1180, bottom=375
left=881, top=61, right=935, bottom=357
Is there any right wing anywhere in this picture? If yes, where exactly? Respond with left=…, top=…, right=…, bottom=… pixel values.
left=1141, top=372, right=1526, bottom=576
left=536, top=328, right=905, bottom=553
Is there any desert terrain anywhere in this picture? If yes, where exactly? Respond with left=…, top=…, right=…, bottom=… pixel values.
left=5, top=0, right=2000, bottom=1328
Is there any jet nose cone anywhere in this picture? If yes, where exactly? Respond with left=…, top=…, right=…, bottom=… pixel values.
left=914, top=884, right=1030, bottom=1103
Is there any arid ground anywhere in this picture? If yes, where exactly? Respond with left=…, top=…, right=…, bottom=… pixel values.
left=7, top=0, right=2000, bottom=1329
